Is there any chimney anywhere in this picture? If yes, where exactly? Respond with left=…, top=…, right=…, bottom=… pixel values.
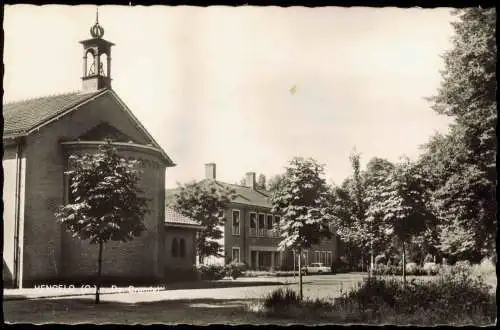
left=245, top=172, right=256, bottom=190
left=205, top=163, right=216, bottom=180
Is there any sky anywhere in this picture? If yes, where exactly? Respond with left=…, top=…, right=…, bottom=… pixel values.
left=3, top=5, right=456, bottom=188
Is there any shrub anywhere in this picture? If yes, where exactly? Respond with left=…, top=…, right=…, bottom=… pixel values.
left=473, top=258, right=496, bottom=289
left=333, top=272, right=496, bottom=324
left=374, top=254, right=386, bottom=266
left=224, top=262, right=247, bottom=279
left=424, top=254, right=434, bottom=264
left=253, top=266, right=496, bottom=325
left=196, top=264, right=226, bottom=281
left=423, top=262, right=440, bottom=275
left=455, top=260, right=471, bottom=267
left=263, top=287, right=301, bottom=311
left=405, top=262, right=418, bottom=275
left=332, top=258, right=350, bottom=273
left=372, top=263, right=430, bottom=276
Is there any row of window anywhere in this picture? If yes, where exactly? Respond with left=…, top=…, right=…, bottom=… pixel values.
left=230, top=210, right=336, bottom=238
left=171, top=238, right=186, bottom=258
left=231, top=248, right=333, bottom=266
left=306, top=250, right=333, bottom=266
left=231, top=210, right=281, bottom=237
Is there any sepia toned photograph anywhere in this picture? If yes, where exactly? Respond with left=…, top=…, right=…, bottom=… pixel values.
left=2, top=4, right=496, bottom=325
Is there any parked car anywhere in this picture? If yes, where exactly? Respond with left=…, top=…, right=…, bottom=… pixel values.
left=302, top=262, right=330, bottom=274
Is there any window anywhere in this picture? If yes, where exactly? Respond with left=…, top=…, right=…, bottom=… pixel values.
left=172, top=238, right=178, bottom=257
left=258, top=214, right=265, bottom=236
left=179, top=238, right=186, bottom=258
left=249, top=213, right=257, bottom=236
left=267, top=215, right=273, bottom=229
left=232, top=210, right=241, bottom=235
left=232, top=247, right=240, bottom=263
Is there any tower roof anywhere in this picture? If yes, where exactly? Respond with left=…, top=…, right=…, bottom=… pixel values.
left=80, top=7, right=114, bottom=46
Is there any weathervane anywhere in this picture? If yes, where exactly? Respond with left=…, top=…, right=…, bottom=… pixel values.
left=90, top=7, right=104, bottom=39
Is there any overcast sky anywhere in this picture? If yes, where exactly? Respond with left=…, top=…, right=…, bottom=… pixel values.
left=3, top=5, right=456, bottom=188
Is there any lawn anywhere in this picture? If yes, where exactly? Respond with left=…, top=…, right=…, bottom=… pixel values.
left=4, top=296, right=339, bottom=325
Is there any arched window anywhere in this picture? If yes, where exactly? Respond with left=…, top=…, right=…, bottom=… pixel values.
left=171, top=238, right=178, bottom=257
left=86, top=50, right=96, bottom=76
left=179, top=238, right=186, bottom=258
left=99, top=53, right=108, bottom=76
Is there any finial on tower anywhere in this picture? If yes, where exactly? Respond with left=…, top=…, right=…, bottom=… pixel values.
left=90, top=7, right=104, bottom=39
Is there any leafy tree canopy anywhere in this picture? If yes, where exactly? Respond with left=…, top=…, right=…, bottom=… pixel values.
left=421, top=8, right=496, bottom=260
left=271, top=157, right=334, bottom=251
left=55, top=142, right=149, bottom=244
left=170, top=180, right=235, bottom=262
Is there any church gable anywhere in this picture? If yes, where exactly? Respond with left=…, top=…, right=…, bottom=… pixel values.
left=78, top=122, right=139, bottom=143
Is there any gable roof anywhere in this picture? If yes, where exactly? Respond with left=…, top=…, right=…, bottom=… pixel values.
left=2, top=88, right=175, bottom=166
left=3, top=89, right=105, bottom=137
left=165, top=207, right=203, bottom=229
left=166, top=179, right=273, bottom=209
left=215, top=181, right=272, bottom=208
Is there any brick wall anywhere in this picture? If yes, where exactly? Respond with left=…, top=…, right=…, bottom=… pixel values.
left=20, top=93, right=168, bottom=285
left=60, top=150, right=164, bottom=280
left=164, top=227, right=197, bottom=270
left=2, top=147, right=18, bottom=285
left=223, top=203, right=340, bottom=269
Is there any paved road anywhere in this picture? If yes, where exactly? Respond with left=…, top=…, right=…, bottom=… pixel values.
left=4, top=273, right=367, bottom=303
left=60, top=273, right=365, bottom=303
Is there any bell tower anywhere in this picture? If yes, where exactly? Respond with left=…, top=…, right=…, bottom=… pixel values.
left=80, top=8, right=115, bottom=91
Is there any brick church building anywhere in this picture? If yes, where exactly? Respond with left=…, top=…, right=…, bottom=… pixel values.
left=3, top=13, right=200, bottom=288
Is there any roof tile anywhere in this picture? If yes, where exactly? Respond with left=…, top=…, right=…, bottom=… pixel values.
left=166, top=179, right=272, bottom=208
left=165, top=207, right=202, bottom=227
left=3, top=89, right=104, bottom=136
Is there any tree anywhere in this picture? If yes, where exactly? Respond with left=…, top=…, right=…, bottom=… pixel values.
left=170, top=181, right=235, bottom=264
left=238, top=173, right=267, bottom=190
left=369, top=158, right=435, bottom=284
left=267, top=174, right=285, bottom=192
left=271, top=157, right=334, bottom=299
left=331, top=155, right=395, bottom=272
left=424, top=8, right=496, bottom=260
left=330, top=150, right=368, bottom=272
left=55, top=141, right=149, bottom=304
left=257, top=174, right=267, bottom=190
left=362, top=158, right=397, bottom=262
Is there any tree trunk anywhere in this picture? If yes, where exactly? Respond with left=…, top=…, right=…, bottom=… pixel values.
left=369, top=239, right=374, bottom=278
left=402, top=240, right=406, bottom=286
left=95, top=241, right=103, bottom=304
left=298, top=249, right=303, bottom=300
left=370, top=252, right=374, bottom=278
